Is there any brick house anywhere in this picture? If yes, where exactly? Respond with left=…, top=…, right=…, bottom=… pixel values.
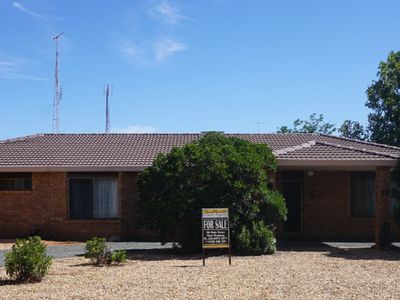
left=0, top=133, right=399, bottom=245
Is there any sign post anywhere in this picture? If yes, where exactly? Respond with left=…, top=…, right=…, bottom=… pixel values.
left=201, top=208, right=231, bottom=266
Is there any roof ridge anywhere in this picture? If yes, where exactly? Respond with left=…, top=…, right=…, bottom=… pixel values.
left=0, top=133, right=45, bottom=144
left=273, top=141, right=316, bottom=156
left=316, top=140, right=400, bottom=159
left=318, top=133, right=400, bottom=151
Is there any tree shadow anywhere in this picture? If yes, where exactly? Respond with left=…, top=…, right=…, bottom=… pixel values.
left=0, top=278, right=39, bottom=286
left=325, top=245, right=400, bottom=261
left=125, top=249, right=202, bottom=262
left=277, top=240, right=400, bottom=261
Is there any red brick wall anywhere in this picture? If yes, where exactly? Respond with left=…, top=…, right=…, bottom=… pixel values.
left=303, top=171, right=374, bottom=238
left=0, top=172, right=139, bottom=241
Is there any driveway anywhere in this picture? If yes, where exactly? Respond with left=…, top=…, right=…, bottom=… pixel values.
left=0, top=242, right=173, bottom=267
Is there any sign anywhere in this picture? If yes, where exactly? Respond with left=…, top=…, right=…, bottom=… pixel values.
left=202, top=208, right=230, bottom=249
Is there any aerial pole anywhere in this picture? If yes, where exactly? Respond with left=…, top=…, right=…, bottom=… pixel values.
left=104, top=84, right=112, bottom=134
left=52, top=32, right=63, bottom=133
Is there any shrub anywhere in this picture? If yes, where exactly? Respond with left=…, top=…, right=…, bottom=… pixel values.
left=236, top=221, right=276, bottom=255
left=137, top=132, right=287, bottom=254
left=85, top=237, right=126, bottom=266
left=5, top=236, right=52, bottom=282
left=394, top=201, right=400, bottom=227
left=110, top=250, right=127, bottom=264
left=85, top=237, right=108, bottom=265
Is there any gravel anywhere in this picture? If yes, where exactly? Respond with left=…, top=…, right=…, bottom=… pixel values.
left=0, top=244, right=399, bottom=299
left=0, top=248, right=400, bottom=299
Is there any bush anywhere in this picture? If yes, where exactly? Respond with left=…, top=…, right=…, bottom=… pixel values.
left=5, top=236, right=52, bottom=282
left=137, top=132, right=287, bottom=254
left=85, top=237, right=126, bottom=266
left=85, top=237, right=108, bottom=265
left=236, top=221, right=276, bottom=255
left=393, top=201, right=400, bottom=227
left=110, top=250, right=126, bottom=264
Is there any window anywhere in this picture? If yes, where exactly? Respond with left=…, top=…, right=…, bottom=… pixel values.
left=69, top=176, right=118, bottom=219
left=0, top=173, right=32, bottom=190
left=351, top=172, right=375, bottom=218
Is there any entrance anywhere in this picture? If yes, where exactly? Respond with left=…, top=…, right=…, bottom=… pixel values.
left=282, top=172, right=303, bottom=233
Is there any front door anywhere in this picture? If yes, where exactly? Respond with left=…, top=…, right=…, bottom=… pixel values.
left=282, top=173, right=303, bottom=233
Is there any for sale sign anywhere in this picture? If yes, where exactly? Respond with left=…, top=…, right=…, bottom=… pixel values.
left=202, top=208, right=230, bottom=249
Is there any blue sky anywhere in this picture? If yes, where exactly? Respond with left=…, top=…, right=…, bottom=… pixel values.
left=1, top=0, right=399, bottom=139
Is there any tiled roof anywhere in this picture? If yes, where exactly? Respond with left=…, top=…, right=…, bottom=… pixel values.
left=0, top=133, right=398, bottom=169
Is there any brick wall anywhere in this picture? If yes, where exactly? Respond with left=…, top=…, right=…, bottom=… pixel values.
left=0, top=172, right=139, bottom=241
left=277, top=170, right=400, bottom=241
left=303, top=171, right=374, bottom=239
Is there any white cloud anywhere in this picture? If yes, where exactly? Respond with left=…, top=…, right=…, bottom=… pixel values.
left=154, top=38, right=187, bottom=63
left=114, top=40, right=143, bottom=62
left=151, top=1, right=194, bottom=25
left=112, top=125, right=158, bottom=133
left=13, top=2, right=44, bottom=19
left=0, top=57, right=47, bottom=81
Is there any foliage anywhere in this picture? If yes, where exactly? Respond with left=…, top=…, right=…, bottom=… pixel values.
left=85, top=237, right=126, bottom=266
left=110, top=250, right=127, bottom=264
left=366, top=51, right=400, bottom=146
left=394, top=202, right=400, bottom=227
left=5, top=236, right=52, bottom=282
left=236, top=221, right=276, bottom=255
left=277, top=113, right=336, bottom=134
left=338, top=120, right=369, bottom=141
left=137, top=132, right=287, bottom=254
left=85, top=237, right=108, bottom=265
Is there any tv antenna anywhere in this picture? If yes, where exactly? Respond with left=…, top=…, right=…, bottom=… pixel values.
left=256, top=121, right=263, bottom=133
left=52, top=32, right=63, bottom=133
left=104, top=84, right=112, bottom=133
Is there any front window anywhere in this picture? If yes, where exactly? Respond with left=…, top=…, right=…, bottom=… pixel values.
left=69, top=175, right=118, bottom=219
left=351, top=172, right=375, bottom=218
left=0, top=173, right=32, bottom=190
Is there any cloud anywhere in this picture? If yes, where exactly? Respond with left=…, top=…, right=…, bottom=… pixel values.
left=0, top=57, right=47, bottom=81
left=112, top=125, right=158, bottom=133
left=114, top=40, right=143, bottom=62
left=151, top=1, right=194, bottom=25
left=154, top=38, right=187, bottom=63
left=13, top=2, right=44, bottom=19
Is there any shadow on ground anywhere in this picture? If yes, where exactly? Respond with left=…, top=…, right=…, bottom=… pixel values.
left=278, top=240, right=400, bottom=261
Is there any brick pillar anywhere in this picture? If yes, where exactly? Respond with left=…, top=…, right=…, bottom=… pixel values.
left=375, top=166, right=392, bottom=247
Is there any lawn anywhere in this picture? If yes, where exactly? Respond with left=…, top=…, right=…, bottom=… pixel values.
left=1, top=246, right=399, bottom=299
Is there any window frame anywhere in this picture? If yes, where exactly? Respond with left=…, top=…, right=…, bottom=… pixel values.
left=68, top=173, right=120, bottom=220
left=0, top=173, right=32, bottom=191
left=350, top=172, right=376, bottom=219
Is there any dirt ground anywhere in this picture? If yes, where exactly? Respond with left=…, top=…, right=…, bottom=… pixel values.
left=1, top=247, right=399, bottom=299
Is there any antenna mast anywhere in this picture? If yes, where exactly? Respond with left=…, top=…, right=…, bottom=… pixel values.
left=52, top=32, right=63, bottom=133
left=104, top=84, right=112, bottom=134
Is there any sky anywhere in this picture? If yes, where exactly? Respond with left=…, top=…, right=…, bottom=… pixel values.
left=1, top=0, right=400, bottom=139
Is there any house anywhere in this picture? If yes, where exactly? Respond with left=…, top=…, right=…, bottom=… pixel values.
left=0, top=133, right=399, bottom=245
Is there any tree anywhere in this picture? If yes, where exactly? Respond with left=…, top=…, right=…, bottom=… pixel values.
left=338, top=120, right=369, bottom=141
left=277, top=113, right=336, bottom=134
left=366, top=51, right=400, bottom=146
left=136, top=133, right=287, bottom=254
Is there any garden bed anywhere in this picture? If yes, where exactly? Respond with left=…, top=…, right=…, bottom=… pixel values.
left=0, top=247, right=399, bottom=299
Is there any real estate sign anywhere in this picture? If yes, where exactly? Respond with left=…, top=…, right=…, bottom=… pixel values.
left=202, top=208, right=230, bottom=249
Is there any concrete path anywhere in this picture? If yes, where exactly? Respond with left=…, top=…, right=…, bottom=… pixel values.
left=0, top=242, right=173, bottom=267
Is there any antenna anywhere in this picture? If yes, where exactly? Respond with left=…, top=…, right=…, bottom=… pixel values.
left=52, top=32, right=63, bottom=133
left=256, top=121, right=263, bottom=133
left=104, top=84, right=112, bottom=133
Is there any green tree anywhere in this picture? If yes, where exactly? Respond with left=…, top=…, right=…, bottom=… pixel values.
left=136, top=133, right=287, bottom=254
left=366, top=51, right=400, bottom=146
left=339, top=120, right=369, bottom=141
left=277, top=113, right=336, bottom=134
